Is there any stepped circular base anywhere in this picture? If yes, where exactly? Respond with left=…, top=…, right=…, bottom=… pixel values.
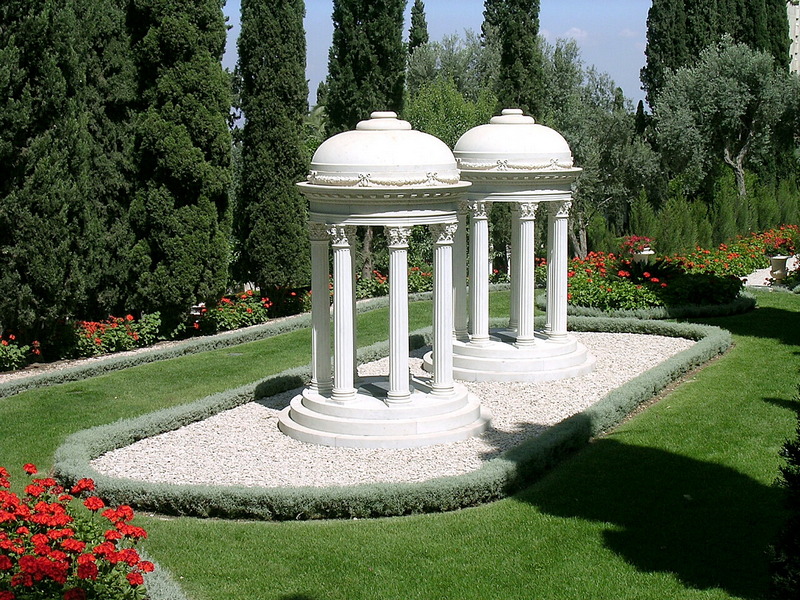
left=424, top=330, right=596, bottom=382
left=278, top=377, right=491, bottom=448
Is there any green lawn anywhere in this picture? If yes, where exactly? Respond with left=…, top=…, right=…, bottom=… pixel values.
left=2, top=291, right=798, bottom=599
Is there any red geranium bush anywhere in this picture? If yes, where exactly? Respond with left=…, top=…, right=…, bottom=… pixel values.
left=0, top=464, right=152, bottom=599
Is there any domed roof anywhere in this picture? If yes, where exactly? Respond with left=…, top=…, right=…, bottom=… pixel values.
left=307, top=111, right=461, bottom=188
left=454, top=109, right=575, bottom=172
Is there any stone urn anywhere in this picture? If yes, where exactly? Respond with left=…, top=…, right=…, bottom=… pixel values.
left=770, top=255, right=790, bottom=283
left=632, top=247, right=655, bottom=265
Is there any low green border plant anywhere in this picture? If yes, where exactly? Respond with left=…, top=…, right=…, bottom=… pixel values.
left=52, top=317, right=731, bottom=521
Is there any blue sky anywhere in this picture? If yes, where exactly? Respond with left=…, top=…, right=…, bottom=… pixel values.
left=222, top=0, right=651, bottom=107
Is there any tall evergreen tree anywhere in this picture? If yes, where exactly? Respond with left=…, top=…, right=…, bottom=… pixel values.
left=234, top=0, right=310, bottom=290
left=0, top=0, right=111, bottom=347
left=325, top=0, right=406, bottom=134
left=408, top=0, right=429, bottom=55
left=127, top=0, right=232, bottom=329
left=482, top=0, right=545, bottom=118
left=641, top=0, right=689, bottom=107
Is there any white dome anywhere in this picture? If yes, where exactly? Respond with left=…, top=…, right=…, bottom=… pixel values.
left=307, top=111, right=461, bottom=188
left=454, top=109, right=574, bottom=172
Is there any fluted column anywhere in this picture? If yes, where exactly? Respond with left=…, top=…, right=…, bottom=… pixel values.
left=453, top=201, right=469, bottom=342
left=386, top=226, right=411, bottom=403
left=546, top=201, right=571, bottom=341
left=330, top=225, right=357, bottom=402
left=431, top=222, right=457, bottom=397
left=468, top=200, right=491, bottom=345
left=309, top=223, right=332, bottom=394
left=509, top=205, right=521, bottom=331
left=515, top=202, right=538, bottom=347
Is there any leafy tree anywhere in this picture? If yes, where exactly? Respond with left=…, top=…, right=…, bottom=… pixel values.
left=233, top=0, right=310, bottom=290
left=655, top=37, right=795, bottom=199
left=540, top=39, right=661, bottom=257
left=408, top=0, right=429, bottom=55
left=127, top=0, right=232, bottom=330
left=642, top=0, right=790, bottom=106
left=325, top=0, right=406, bottom=134
left=482, top=0, right=545, bottom=118
left=403, top=78, right=496, bottom=149
left=406, top=30, right=498, bottom=101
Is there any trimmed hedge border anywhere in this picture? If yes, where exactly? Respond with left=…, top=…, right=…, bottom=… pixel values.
left=142, top=549, right=190, bottom=600
left=534, top=290, right=756, bottom=320
left=53, top=316, right=731, bottom=521
left=0, top=293, right=431, bottom=401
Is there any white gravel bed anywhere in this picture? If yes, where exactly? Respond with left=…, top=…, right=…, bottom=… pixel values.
left=91, top=332, right=695, bottom=488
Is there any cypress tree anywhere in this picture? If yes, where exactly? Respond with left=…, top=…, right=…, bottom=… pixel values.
left=0, top=0, right=108, bottom=348
left=325, top=0, right=407, bottom=134
left=482, top=0, right=545, bottom=118
left=408, top=0, right=429, bottom=55
left=641, top=0, right=689, bottom=107
left=127, top=0, right=232, bottom=329
left=233, top=0, right=310, bottom=290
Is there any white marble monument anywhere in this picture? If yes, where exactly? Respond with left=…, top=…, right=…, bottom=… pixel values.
left=278, top=111, right=491, bottom=448
left=425, top=109, right=595, bottom=382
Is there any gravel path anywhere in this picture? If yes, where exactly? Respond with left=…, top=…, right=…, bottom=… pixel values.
left=91, top=332, right=695, bottom=488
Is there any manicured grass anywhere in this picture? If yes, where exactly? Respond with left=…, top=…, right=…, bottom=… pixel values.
left=2, top=291, right=798, bottom=599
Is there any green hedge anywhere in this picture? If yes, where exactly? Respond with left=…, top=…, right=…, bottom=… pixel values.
left=53, top=317, right=731, bottom=521
left=535, top=291, right=756, bottom=320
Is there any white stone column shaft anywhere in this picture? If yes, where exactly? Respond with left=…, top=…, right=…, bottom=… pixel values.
left=468, top=200, right=491, bottom=345
left=309, top=223, right=332, bottom=394
left=547, top=201, right=571, bottom=340
left=509, top=205, right=521, bottom=331
left=386, top=226, right=411, bottom=403
left=453, top=202, right=469, bottom=342
left=515, top=203, right=538, bottom=347
left=431, top=223, right=457, bottom=396
left=330, top=225, right=357, bottom=402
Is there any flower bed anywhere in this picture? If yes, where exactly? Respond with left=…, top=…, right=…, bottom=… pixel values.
left=0, top=464, right=153, bottom=600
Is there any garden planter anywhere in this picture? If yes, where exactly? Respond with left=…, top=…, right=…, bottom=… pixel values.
left=633, top=247, right=655, bottom=265
left=770, top=255, right=790, bottom=283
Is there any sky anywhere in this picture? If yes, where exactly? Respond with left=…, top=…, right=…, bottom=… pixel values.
left=221, top=0, right=651, bottom=108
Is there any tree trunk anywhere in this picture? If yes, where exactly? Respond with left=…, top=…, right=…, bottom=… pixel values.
left=360, top=226, right=374, bottom=280
left=568, top=213, right=588, bottom=259
left=724, top=143, right=749, bottom=198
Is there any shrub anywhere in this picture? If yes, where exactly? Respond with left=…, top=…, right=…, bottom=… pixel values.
left=0, top=335, right=39, bottom=373
left=196, top=292, right=271, bottom=334
left=72, top=314, right=161, bottom=358
left=0, top=464, right=153, bottom=599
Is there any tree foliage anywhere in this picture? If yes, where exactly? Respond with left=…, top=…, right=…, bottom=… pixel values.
left=0, top=0, right=137, bottom=347
left=127, top=0, right=232, bottom=329
left=233, top=0, right=310, bottom=290
left=325, top=0, right=406, bottom=134
left=642, top=0, right=790, bottom=106
left=655, top=38, right=797, bottom=198
left=482, top=0, right=545, bottom=118
left=406, top=30, right=498, bottom=101
left=408, top=0, right=429, bottom=55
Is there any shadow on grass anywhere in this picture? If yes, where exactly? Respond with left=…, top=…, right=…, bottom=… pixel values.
left=516, top=433, right=785, bottom=600
left=690, top=305, right=800, bottom=348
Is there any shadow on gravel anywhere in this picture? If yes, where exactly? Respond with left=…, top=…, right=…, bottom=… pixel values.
left=516, top=436, right=784, bottom=600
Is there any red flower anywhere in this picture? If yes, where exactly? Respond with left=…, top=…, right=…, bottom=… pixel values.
left=76, top=560, right=98, bottom=580
left=8, top=335, right=14, bottom=341
left=643, top=272, right=651, bottom=278
left=70, top=478, right=95, bottom=495
left=650, top=277, right=660, bottom=283
left=0, top=554, right=12, bottom=570
left=83, top=497, right=105, bottom=512
left=1, top=341, right=7, bottom=347
left=0, top=591, right=15, bottom=600
left=22, top=464, right=37, bottom=475
left=127, top=572, right=144, bottom=586
left=64, top=588, right=87, bottom=600
left=125, top=314, right=134, bottom=321
left=193, top=322, right=200, bottom=330
left=137, top=560, right=155, bottom=573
